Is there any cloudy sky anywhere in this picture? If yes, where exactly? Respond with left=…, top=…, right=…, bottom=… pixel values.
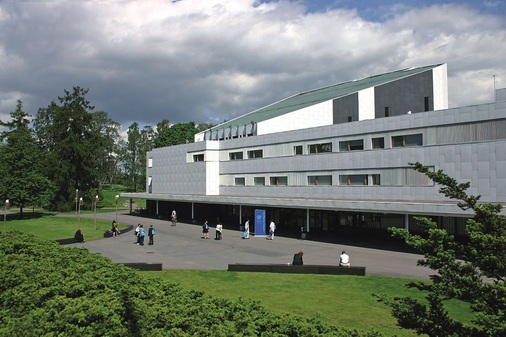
left=0, top=0, right=505, bottom=133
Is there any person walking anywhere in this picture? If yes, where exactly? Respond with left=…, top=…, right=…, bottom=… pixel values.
left=202, top=220, right=210, bottom=239
left=268, top=220, right=276, bottom=240
left=242, top=219, right=250, bottom=239
left=139, top=226, right=146, bottom=246
left=148, top=225, right=155, bottom=245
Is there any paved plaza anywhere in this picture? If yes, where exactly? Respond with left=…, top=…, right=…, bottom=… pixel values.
left=69, top=212, right=433, bottom=280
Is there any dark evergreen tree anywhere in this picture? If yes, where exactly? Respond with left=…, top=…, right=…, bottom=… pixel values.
left=0, top=100, right=53, bottom=217
left=377, top=162, right=506, bottom=337
left=33, top=87, right=113, bottom=211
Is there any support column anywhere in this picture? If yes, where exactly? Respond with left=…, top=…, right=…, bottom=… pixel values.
left=239, top=205, right=243, bottom=230
left=191, top=203, right=195, bottom=223
left=404, top=214, right=409, bottom=232
left=306, top=209, right=310, bottom=232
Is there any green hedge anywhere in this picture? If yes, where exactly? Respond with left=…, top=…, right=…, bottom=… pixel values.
left=0, top=232, right=381, bottom=336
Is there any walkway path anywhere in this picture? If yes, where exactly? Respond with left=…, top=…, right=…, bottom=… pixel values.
left=67, top=212, right=433, bottom=280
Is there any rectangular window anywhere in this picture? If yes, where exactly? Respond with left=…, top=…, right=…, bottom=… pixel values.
left=424, top=96, right=429, bottom=111
left=392, top=134, right=423, bottom=147
left=385, top=107, right=390, bottom=117
left=193, top=154, right=204, bottom=162
left=270, top=176, right=288, bottom=186
left=308, top=175, right=332, bottom=186
left=339, top=174, right=368, bottom=186
left=254, top=177, right=265, bottom=186
left=294, top=145, right=303, bottom=155
left=247, top=149, right=263, bottom=159
left=148, top=158, right=153, bottom=168
left=234, top=177, right=245, bottom=186
left=371, top=174, right=380, bottom=185
left=372, top=137, right=384, bottom=149
left=309, top=142, right=332, bottom=154
left=347, top=116, right=352, bottom=122
left=339, top=139, right=364, bottom=152
left=229, top=151, right=243, bottom=160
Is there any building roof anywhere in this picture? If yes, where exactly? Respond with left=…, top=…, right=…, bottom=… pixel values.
left=205, top=64, right=443, bottom=133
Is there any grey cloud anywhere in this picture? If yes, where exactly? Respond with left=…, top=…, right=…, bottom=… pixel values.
left=0, top=0, right=505, bottom=131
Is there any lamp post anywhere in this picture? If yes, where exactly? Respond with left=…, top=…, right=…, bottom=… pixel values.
left=94, top=195, right=99, bottom=230
left=115, top=195, right=119, bottom=222
left=3, top=199, right=9, bottom=232
left=75, top=189, right=79, bottom=214
left=78, top=197, right=83, bottom=226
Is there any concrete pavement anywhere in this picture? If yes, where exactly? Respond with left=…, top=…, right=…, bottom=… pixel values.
left=67, top=212, right=433, bottom=280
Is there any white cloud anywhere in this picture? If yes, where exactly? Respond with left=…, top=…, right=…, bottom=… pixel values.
left=0, top=0, right=504, bottom=131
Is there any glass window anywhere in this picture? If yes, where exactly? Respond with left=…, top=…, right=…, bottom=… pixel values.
left=148, top=158, right=153, bottom=168
left=405, top=134, right=423, bottom=146
left=339, top=174, right=368, bottom=185
left=270, top=176, right=288, bottom=185
left=339, top=139, right=363, bottom=151
left=254, top=177, right=265, bottom=186
left=234, top=177, right=245, bottom=186
left=372, top=137, right=384, bottom=149
left=247, top=149, right=263, bottom=159
left=308, top=175, right=332, bottom=185
left=392, top=134, right=423, bottom=147
left=309, top=142, right=332, bottom=154
left=294, top=145, right=303, bottom=155
left=193, top=154, right=204, bottom=162
left=371, top=174, right=380, bottom=185
left=229, top=151, right=243, bottom=160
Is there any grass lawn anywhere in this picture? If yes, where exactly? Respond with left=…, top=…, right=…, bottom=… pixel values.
left=143, top=270, right=476, bottom=337
left=4, top=215, right=475, bottom=336
left=1, top=215, right=129, bottom=241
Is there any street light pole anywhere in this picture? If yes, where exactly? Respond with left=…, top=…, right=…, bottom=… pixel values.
left=78, top=197, right=83, bottom=226
left=75, top=189, right=79, bottom=214
left=94, top=195, right=99, bottom=230
left=115, top=195, right=119, bottom=222
left=3, top=199, right=9, bottom=232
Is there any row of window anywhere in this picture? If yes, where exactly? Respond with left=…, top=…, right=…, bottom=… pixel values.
left=224, top=134, right=422, bottom=161
left=234, top=174, right=380, bottom=186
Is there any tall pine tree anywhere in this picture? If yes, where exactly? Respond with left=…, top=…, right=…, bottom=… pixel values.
left=0, top=100, right=53, bottom=217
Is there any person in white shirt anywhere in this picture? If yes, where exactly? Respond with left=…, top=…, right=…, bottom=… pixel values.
left=339, top=251, right=350, bottom=267
left=268, top=220, right=276, bottom=240
left=215, top=223, right=223, bottom=240
left=243, top=219, right=250, bottom=239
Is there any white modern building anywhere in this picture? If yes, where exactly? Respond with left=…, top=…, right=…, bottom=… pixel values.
left=123, top=63, right=506, bottom=240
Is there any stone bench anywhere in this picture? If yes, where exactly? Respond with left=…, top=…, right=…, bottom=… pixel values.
left=227, top=264, right=366, bottom=276
left=120, top=262, right=163, bottom=271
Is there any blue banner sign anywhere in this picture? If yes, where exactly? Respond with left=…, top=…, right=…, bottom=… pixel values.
left=254, top=209, right=266, bottom=237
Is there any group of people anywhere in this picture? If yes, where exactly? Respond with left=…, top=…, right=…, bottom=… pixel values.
left=241, top=218, right=277, bottom=240
left=291, top=250, right=350, bottom=267
left=201, top=220, right=224, bottom=240
left=74, top=216, right=352, bottom=268
left=134, top=223, right=156, bottom=245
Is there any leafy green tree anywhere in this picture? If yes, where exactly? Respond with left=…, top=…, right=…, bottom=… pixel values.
left=378, top=162, right=506, bottom=337
left=0, top=100, right=53, bottom=217
left=118, top=122, right=153, bottom=192
left=154, top=121, right=213, bottom=148
left=33, top=87, right=114, bottom=211
left=89, top=111, right=121, bottom=186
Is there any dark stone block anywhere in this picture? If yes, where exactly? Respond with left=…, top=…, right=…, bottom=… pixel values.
left=227, top=264, right=366, bottom=276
